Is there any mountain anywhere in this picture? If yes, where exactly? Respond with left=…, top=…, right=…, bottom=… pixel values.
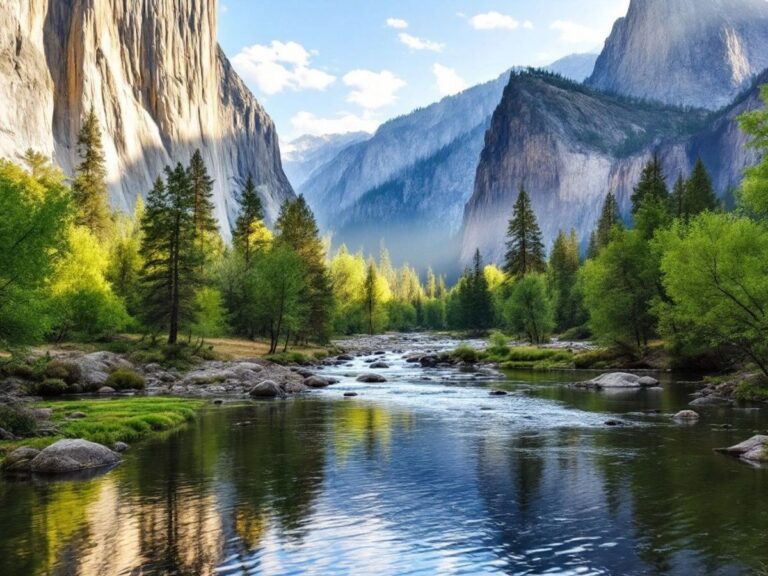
left=282, top=132, right=370, bottom=190
left=300, top=71, right=509, bottom=273
left=461, top=70, right=763, bottom=264
left=546, top=53, right=599, bottom=83
left=587, top=0, right=768, bottom=109
left=0, top=0, right=294, bottom=233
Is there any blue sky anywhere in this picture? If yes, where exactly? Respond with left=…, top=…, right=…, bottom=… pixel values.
left=218, top=0, right=630, bottom=142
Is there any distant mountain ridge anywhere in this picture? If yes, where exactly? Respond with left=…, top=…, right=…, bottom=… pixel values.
left=282, top=132, right=370, bottom=190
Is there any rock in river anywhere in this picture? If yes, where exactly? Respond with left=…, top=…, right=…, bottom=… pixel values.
left=689, top=395, right=733, bottom=407
left=249, top=380, right=287, bottom=399
left=370, top=362, right=390, bottom=369
left=357, top=373, right=387, bottom=383
left=304, top=376, right=331, bottom=389
left=578, top=372, right=659, bottom=389
left=715, top=435, right=768, bottom=463
left=2, top=447, right=41, bottom=474
left=29, top=439, right=121, bottom=474
left=673, top=410, right=700, bottom=422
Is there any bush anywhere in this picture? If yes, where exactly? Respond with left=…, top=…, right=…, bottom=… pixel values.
left=0, top=404, right=37, bottom=436
left=33, top=378, right=69, bottom=397
left=268, top=351, right=309, bottom=365
left=105, top=368, right=146, bottom=391
left=452, top=344, right=479, bottom=364
left=733, top=375, right=768, bottom=402
left=44, top=360, right=82, bottom=385
left=487, top=332, right=510, bottom=358
left=560, top=324, right=591, bottom=341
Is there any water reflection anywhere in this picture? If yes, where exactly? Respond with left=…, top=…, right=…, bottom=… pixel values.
left=0, top=381, right=766, bottom=575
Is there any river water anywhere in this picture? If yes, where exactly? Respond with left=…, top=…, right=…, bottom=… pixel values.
left=1, top=339, right=767, bottom=575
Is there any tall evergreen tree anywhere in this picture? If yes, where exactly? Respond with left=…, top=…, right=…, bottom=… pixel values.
left=187, top=149, right=218, bottom=257
left=595, top=191, right=622, bottom=251
left=275, top=195, right=333, bottom=342
left=504, top=186, right=546, bottom=278
left=548, top=230, right=582, bottom=331
left=233, top=174, right=265, bottom=267
left=73, top=107, right=111, bottom=238
left=470, top=249, right=494, bottom=330
left=363, top=262, right=379, bottom=335
left=671, top=174, right=686, bottom=219
left=684, top=158, right=718, bottom=218
left=631, top=155, right=669, bottom=214
left=139, top=164, right=204, bottom=344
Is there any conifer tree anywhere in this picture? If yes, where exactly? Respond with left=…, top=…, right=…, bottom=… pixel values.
left=595, top=191, right=622, bottom=251
left=187, top=149, right=218, bottom=256
left=275, top=195, right=333, bottom=342
left=548, top=230, right=582, bottom=330
left=684, top=158, right=718, bottom=217
left=631, top=155, right=669, bottom=215
left=671, top=174, right=686, bottom=219
left=139, top=164, right=204, bottom=344
left=503, top=186, right=546, bottom=278
left=363, top=262, right=379, bottom=335
left=470, top=249, right=494, bottom=330
left=73, top=107, right=111, bottom=238
left=233, top=174, right=265, bottom=267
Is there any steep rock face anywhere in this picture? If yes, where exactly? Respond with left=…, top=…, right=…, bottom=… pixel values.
left=587, top=0, right=768, bottom=109
left=0, top=0, right=293, bottom=232
left=462, top=71, right=763, bottom=264
left=546, top=53, right=598, bottom=83
left=282, top=132, right=370, bottom=190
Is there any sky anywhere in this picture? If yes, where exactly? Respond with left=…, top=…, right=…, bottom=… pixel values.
left=218, top=0, right=630, bottom=143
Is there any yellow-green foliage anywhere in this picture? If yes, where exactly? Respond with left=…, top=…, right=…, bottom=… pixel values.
left=452, top=344, right=479, bottom=363
left=495, top=346, right=574, bottom=370
left=104, top=368, right=146, bottom=390
left=733, top=375, right=768, bottom=402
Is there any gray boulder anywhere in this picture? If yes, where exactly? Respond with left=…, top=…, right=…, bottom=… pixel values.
left=304, top=376, right=331, bottom=388
left=249, top=380, right=287, bottom=399
left=113, top=442, right=130, bottom=453
left=689, top=396, right=733, bottom=407
left=581, top=372, right=659, bottom=389
left=370, top=362, right=390, bottom=369
left=0, top=427, right=15, bottom=440
left=98, top=386, right=116, bottom=395
left=357, top=373, right=387, bottom=383
left=72, top=352, right=133, bottom=387
left=673, top=410, right=700, bottom=422
left=30, top=439, right=121, bottom=474
left=715, top=435, right=768, bottom=463
left=2, top=447, right=41, bottom=474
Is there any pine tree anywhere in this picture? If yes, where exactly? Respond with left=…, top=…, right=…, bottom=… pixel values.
left=275, top=195, right=333, bottom=343
left=671, top=174, right=686, bottom=218
left=73, top=107, right=111, bottom=238
left=426, top=267, right=437, bottom=299
left=503, top=186, right=546, bottom=278
left=595, top=191, right=622, bottom=251
left=363, top=262, right=379, bottom=335
left=187, top=149, right=218, bottom=257
left=233, top=174, right=265, bottom=266
left=139, top=164, right=204, bottom=344
left=631, top=155, right=669, bottom=215
left=684, top=158, right=718, bottom=218
left=548, top=230, right=581, bottom=331
left=470, top=249, right=494, bottom=330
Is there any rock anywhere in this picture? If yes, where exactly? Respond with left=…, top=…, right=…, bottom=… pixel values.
left=72, top=352, right=133, bottom=387
left=604, top=420, right=625, bottom=427
left=369, top=362, right=390, bottom=369
left=0, top=427, right=16, bottom=440
left=356, top=373, right=387, bottom=383
left=296, top=368, right=315, bottom=378
left=2, top=447, right=40, bottom=474
left=33, top=408, right=53, bottom=420
left=715, top=435, right=768, bottom=463
left=673, top=410, right=700, bottom=422
left=29, top=439, right=121, bottom=474
left=98, top=386, right=116, bottom=395
left=344, top=392, right=358, bottom=397
left=213, top=399, right=224, bottom=405
left=489, top=390, right=508, bottom=396
left=249, top=380, right=287, bottom=399
left=68, top=412, right=87, bottom=419
left=420, top=356, right=438, bottom=368
left=405, top=355, right=422, bottom=363
left=337, top=354, right=354, bottom=361
left=282, top=381, right=309, bottom=394
left=112, top=442, right=130, bottom=453
left=689, top=396, right=733, bottom=407
left=374, top=351, right=386, bottom=356
left=304, top=376, right=331, bottom=389
left=580, top=373, right=659, bottom=389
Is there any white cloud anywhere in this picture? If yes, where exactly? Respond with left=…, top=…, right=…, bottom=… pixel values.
left=469, top=11, right=530, bottom=31
left=386, top=18, right=408, bottom=29
left=343, top=69, right=406, bottom=109
left=433, top=64, right=466, bottom=97
left=290, top=111, right=379, bottom=137
left=232, top=40, right=335, bottom=95
left=549, top=20, right=604, bottom=44
left=398, top=33, right=445, bottom=52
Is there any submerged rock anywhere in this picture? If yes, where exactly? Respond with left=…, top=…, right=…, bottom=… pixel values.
left=715, top=435, right=768, bottom=463
left=249, top=380, right=287, bottom=399
left=489, top=390, right=508, bottom=396
left=578, top=372, right=659, bottom=389
left=344, top=392, right=358, bottom=397
left=357, top=373, right=387, bottom=383
left=29, top=439, right=121, bottom=474
left=370, top=362, right=390, bottom=369
left=113, top=442, right=130, bottom=453
left=689, top=396, right=733, bottom=407
left=673, top=410, right=700, bottom=422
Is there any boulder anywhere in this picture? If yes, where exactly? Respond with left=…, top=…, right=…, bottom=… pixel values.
left=282, top=381, right=310, bottom=394
left=113, top=442, right=130, bottom=453
left=580, top=372, right=659, bottom=389
left=2, top=447, right=41, bottom=474
left=249, top=380, right=287, bottom=399
left=369, top=362, right=390, bottom=369
left=715, top=435, right=768, bottom=463
left=420, top=356, right=438, bottom=368
left=337, top=354, right=354, bottom=361
left=304, top=376, right=331, bottom=389
left=673, top=410, right=700, bottom=422
left=98, top=386, right=116, bottom=395
left=0, top=427, right=15, bottom=440
left=72, top=352, right=133, bottom=387
left=689, top=396, right=733, bottom=407
left=68, top=412, right=87, bottom=419
left=344, top=392, right=359, bottom=397
left=489, top=390, right=508, bottom=396
left=356, top=373, right=387, bottom=383
left=29, top=439, right=121, bottom=474
left=604, top=420, right=625, bottom=426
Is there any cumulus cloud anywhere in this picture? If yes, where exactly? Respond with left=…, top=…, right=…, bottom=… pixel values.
left=386, top=18, right=408, bottom=29
left=232, top=40, right=335, bottom=95
left=290, top=111, right=379, bottom=137
left=433, top=64, right=466, bottom=97
left=343, top=69, right=406, bottom=109
left=469, top=11, right=532, bottom=31
left=549, top=20, right=604, bottom=44
left=398, top=33, right=445, bottom=52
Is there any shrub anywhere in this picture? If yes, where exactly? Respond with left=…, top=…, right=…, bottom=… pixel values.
left=733, top=375, right=768, bottom=402
left=452, top=344, right=479, bottom=364
left=0, top=404, right=37, bottom=436
left=487, top=332, right=510, bottom=358
left=33, top=378, right=69, bottom=397
left=44, top=360, right=82, bottom=385
left=105, top=369, right=146, bottom=391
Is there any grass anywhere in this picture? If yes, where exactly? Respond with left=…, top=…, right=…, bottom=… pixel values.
left=206, top=337, right=334, bottom=361
left=0, top=397, right=205, bottom=461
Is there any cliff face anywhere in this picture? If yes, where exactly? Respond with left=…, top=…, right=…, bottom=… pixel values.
left=587, top=0, right=768, bottom=109
left=282, top=132, right=371, bottom=190
left=0, top=0, right=294, bottom=232
left=461, top=71, right=763, bottom=264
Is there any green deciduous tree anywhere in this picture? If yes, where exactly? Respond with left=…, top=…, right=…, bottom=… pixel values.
left=107, top=197, right=144, bottom=316
left=73, top=107, right=111, bottom=238
left=363, top=261, right=389, bottom=335
left=738, top=85, right=768, bottom=218
left=504, top=186, right=546, bottom=278
left=548, top=229, right=583, bottom=331
left=502, top=274, right=554, bottom=344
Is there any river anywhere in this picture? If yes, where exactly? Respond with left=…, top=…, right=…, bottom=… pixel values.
left=1, top=336, right=767, bottom=575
